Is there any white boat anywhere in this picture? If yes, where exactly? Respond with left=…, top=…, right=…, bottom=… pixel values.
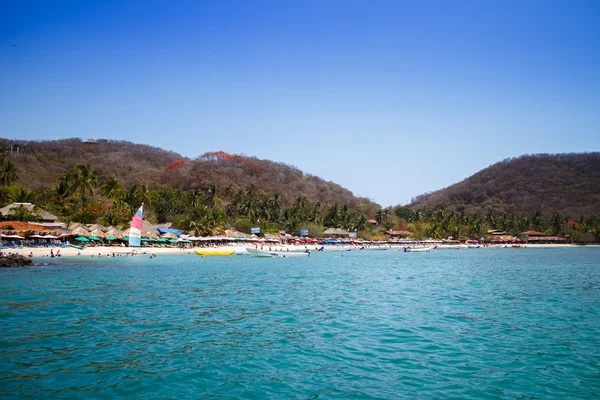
left=247, top=248, right=310, bottom=258
left=467, top=244, right=480, bottom=248
left=319, top=246, right=352, bottom=252
left=359, top=247, right=388, bottom=251
left=436, top=245, right=462, bottom=250
left=404, top=246, right=433, bottom=252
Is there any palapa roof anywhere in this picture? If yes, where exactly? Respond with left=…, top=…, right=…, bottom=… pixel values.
left=225, top=229, right=252, bottom=238
left=0, top=203, right=59, bottom=222
left=68, top=227, right=92, bottom=237
left=88, top=224, right=108, bottom=232
left=105, top=226, right=125, bottom=239
left=68, top=222, right=89, bottom=231
left=89, top=229, right=107, bottom=239
left=141, top=220, right=159, bottom=238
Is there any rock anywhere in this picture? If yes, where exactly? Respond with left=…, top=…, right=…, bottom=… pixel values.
left=0, top=254, right=34, bottom=267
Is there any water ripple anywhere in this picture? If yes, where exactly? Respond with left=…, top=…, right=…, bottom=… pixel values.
left=1, top=249, right=599, bottom=398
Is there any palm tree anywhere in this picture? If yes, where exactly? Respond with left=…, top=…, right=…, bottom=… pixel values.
left=11, top=187, right=35, bottom=203
left=0, top=159, right=18, bottom=204
left=206, top=184, right=221, bottom=208
left=101, top=175, right=124, bottom=201
left=71, top=164, right=99, bottom=206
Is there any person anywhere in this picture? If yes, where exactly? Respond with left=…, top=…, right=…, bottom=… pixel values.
left=28, top=252, right=33, bottom=258
left=56, top=249, right=61, bottom=257
left=50, top=249, right=54, bottom=258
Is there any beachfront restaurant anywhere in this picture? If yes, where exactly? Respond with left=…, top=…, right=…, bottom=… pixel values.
left=522, top=230, right=567, bottom=244
left=484, top=229, right=523, bottom=244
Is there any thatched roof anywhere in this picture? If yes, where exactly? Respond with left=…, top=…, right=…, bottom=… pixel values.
left=225, top=229, right=252, bottom=238
left=0, top=203, right=59, bottom=222
left=68, top=222, right=89, bottom=231
left=161, top=232, right=178, bottom=240
left=141, top=220, right=159, bottom=238
left=89, top=229, right=106, bottom=239
left=323, top=228, right=349, bottom=236
left=68, top=227, right=91, bottom=237
left=88, top=224, right=108, bottom=232
left=106, top=226, right=125, bottom=239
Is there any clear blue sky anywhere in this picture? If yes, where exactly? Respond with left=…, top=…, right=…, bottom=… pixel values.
left=1, top=0, right=599, bottom=207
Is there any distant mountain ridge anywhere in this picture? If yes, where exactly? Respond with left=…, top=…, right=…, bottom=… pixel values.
left=408, top=153, right=600, bottom=217
left=1, top=138, right=379, bottom=210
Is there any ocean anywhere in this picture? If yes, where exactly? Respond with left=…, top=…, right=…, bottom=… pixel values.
left=1, top=248, right=599, bottom=399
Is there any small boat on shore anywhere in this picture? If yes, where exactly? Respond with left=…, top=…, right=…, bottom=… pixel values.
left=436, top=245, right=461, bottom=250
left=195, top=249, right=235, bottom=256
left=247, top=248, right=310, bottom=258
left=404, top=246, right=433, bottom=252
left=319, top=246, right=352, bottom=252
left=359, top=247, right=388, bottom=251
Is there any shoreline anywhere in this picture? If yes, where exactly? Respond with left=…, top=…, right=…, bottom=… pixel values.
left=4, top=243, right=598, bottom=260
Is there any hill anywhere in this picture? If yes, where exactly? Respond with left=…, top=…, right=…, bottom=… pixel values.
left=0, top=138, right=378, bottom=210
left=408, top=153, right=600, bottom=217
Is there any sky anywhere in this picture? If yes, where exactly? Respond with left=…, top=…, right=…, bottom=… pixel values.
left=1, top=0, right=599, bottom=207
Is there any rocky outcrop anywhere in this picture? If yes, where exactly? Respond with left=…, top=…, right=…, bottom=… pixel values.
left=0, top=254, right=33, bottom=267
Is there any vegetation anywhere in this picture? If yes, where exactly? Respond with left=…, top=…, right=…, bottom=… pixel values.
left=409, top=153, right=600, bottom=217
left=1, top=139, right=598, bottom=243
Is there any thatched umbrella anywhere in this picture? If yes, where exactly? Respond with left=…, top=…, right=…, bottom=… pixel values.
left=89, top=229, right=107, bottom=239
left=161, top=232, right=178, bottom=240
left=106, top=226, right=125, bottom=239
left=88, top=224, right=108, bottom=232
left=67, top=226, right=91, bottom=237
left=68, top=222, right=89, bottom=231
left=141, top=220, right=159, bottom=239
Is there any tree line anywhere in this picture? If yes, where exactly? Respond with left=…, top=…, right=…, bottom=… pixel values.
left=1, top=162, right=599, bottom=243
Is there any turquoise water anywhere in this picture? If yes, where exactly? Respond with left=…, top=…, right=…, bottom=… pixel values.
left=1, top=248, right=599, bottom=399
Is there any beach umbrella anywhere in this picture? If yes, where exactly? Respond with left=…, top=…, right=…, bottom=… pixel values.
left=68, top=227, right=91, bottom=237
left=42, top=234, right=58, bottom=239
left=68, top=222, right=89, bottom=231
left=88, top=224, right=108, bottom=232
left=28, top=234, right=44, bottom=239
left=74, top=236, right=90, bottom=242
left=121, top=237, right=129, bottom=241
left=156, top=238, right=168, bottom=243
left=88, top=235, right=101, bottom=241
left=106, top=235, right=117, bottom=241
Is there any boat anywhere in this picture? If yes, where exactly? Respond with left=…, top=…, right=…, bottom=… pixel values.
left=436, top=245, right=462, bottom=250
left=247, top=248, right=310, bottom=258
left=359, top=247, right=388, bottom=251
left=319, top=246, right=352, bottom=252
left=467, top=244, right=480, bottom=248
left=404, top=246, right=433, bottom=252
left=195, top=249, right=235, bottom=256
left=129, top=204, right=143, bottom=248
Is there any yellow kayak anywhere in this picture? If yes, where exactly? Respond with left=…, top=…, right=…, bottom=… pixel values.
left=195, top=249, right=235, bottom=256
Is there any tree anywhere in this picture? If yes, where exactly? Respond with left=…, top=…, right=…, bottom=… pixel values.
left=70, top=164, right=99, bottom=206
left=101, top=175, right=124, bottom=201
left=0, top=159, right=18, bottom=204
